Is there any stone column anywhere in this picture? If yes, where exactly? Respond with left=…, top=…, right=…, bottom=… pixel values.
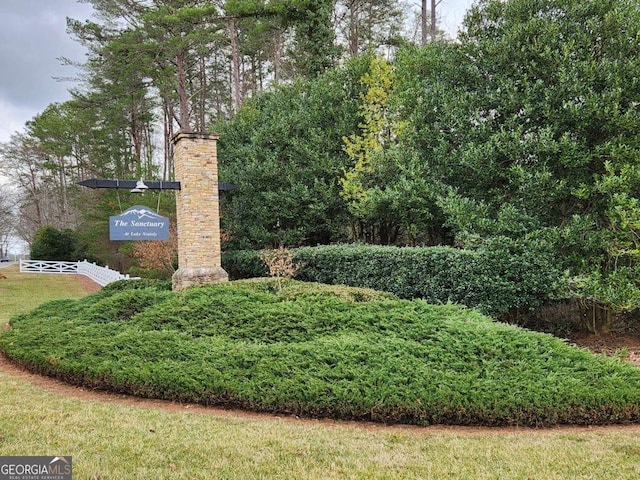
left=172, top=132, right=228, bottom=290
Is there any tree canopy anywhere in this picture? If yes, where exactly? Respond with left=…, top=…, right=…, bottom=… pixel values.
left=2, top=0, right=640, bottom=313
left=217, top=0, right=640, bottom=311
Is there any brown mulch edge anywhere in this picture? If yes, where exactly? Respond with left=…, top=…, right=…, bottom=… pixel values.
left=567, top=333, right=640, bottom=367
left=73, top=274, right=102, bottom=293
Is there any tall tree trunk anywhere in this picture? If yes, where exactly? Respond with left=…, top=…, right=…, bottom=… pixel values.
left=251, top=56, right=257, bottom=97
left=130, top=104, right=142, bottom=168
left=273, top=29, right=282, bottom=86
left=430, top=0, right=438, bottom=42
left=421, top=0, right=428, bottom=45
left=163, top=101, right=175, bottom=180
left=349, top=0, right=360, bottom=55
left=199, top=54, right=207, bottom=130
left=229, top=17, right=242, bottom=113
left=175, top=49, right=192, bottom=132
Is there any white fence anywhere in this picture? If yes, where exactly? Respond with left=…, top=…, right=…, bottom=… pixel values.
left=20, top=260, right=133, bottom=287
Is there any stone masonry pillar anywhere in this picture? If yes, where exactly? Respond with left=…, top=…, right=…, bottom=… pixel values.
left=172, top=132, right=228, bottom=290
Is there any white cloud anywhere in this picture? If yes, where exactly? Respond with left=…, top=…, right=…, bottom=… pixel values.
left=440, top=0, right=475, bottom=38
left=0, top=0, right=93, bottom=142
left=0, top=99, right=36, bottom=143
left=0, top=0, right=475, bottom=146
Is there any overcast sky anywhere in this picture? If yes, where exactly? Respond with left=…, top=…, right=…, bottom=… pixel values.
left=0, top=0, right=94, bottom=143
left=0, top=0, right=475, bottom=145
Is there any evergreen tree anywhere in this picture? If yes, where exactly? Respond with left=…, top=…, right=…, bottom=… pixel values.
left=30, top=226, right=82, bottom=261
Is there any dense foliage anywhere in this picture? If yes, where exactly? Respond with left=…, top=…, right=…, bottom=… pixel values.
left=391, top=0, right=640, bottom=311
left=1, top=0, right=419, bottom=256
left=2, top=279, right=640, bottom=427
left=222, top=242, right=560, bottom=316
left=2, top=0, right=640, bottom=319
left=217, top=0, right=640, bottom=317
left=217, top=55, right=371, bottom=248
left=30, top=226, right=90, bottom=262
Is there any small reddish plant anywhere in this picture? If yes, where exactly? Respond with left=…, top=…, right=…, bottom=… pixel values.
left=131, top=224, right=178, bottom=277
left=261, top=245, right=302, bottom=290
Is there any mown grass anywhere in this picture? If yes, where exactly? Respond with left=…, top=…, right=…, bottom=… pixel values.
left=0, top=264, right=92, bottom=323
left=2, top=370, right=640, bottom=479
left=2, top=277, right=640, bottom=427
left=2, top=272, right=640, bottom=478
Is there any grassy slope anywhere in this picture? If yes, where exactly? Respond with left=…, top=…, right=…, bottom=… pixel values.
left=1, top=375, right=640, bottom=480
left=2, top=278, right=640, bottom=426
left=2, top=373, right=639, bottom=480
left=0, top=264, right=92, bottom=323
left=1, top=272, right=640, bottom=479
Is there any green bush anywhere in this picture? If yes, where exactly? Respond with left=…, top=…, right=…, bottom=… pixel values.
left=222, top=250, right=268, bottom=279
left=1, top=279, right=639, bottom=427
left=233, top=278, right=397, bottom=303
left=102, top=278, right=173, bottom=293
left=224, top=242, right=560, bottom=317
left=30, top=226, right=86, bottom=262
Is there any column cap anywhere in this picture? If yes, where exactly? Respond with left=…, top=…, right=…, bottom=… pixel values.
left=172, top=131, right=220, bottom=145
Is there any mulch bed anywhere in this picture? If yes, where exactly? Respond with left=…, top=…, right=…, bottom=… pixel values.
left=73, top=274, right=102, bottom=293
left=568, top=333, right=640, bottom=367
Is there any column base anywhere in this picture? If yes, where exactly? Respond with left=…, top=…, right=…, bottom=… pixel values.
left=172, top=266, right=229, bottom=291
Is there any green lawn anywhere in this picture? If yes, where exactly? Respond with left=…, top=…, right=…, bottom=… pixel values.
left=2, top=370, right=640, bottom=479
left=0, top=264, right=92, bottom=323
left=1, top=271, right=640, bottom=479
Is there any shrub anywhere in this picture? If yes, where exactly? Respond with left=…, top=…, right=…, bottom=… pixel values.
left=130, top=224, right=178, bottom=279
left=223, top=250, right=268, bottom=279
left=84, top=289, right=173, bottom=323
left=234, top=278, right=397, bottom=302
left=261, top=246, right=303, bottom=291
left=2, top=279, right=640, bottom=427
left=224, top=242, right=560, bottom=317
left=102, top=278, right=173, bottom=292
left=30, top=226, right=85, bottom=261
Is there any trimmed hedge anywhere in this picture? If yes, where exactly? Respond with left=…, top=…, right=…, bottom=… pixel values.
left=103, top=278, right=173, bottom=292
left=2, top=279, right=640, bottom=427
left=222, top=249, right=268, bottom=280
left=222, top=243, right=560, bottom=317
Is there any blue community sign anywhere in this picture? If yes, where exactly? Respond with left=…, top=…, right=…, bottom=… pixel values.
left=110, top=206, right=170, bottom=241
